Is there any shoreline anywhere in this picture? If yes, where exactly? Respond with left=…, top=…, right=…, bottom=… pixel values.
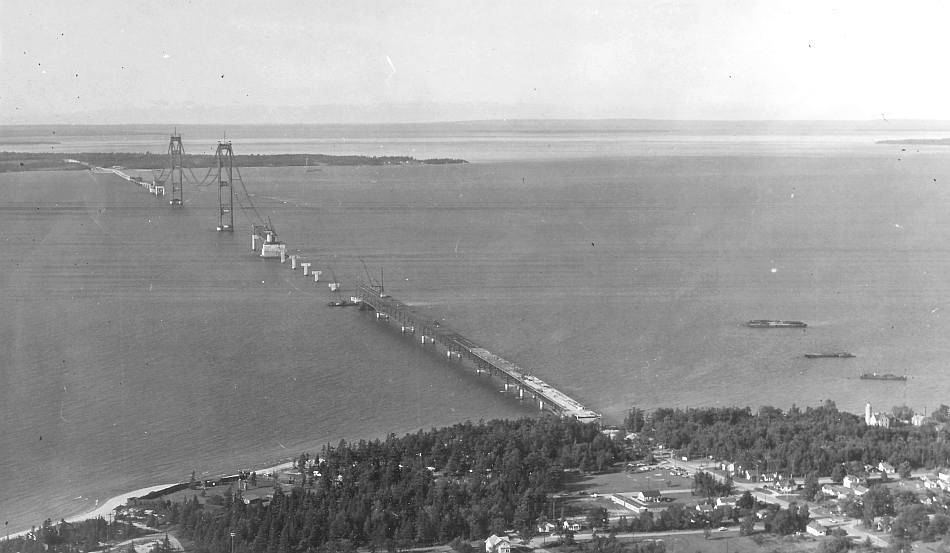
left=6, top=459, right=299, bottom=538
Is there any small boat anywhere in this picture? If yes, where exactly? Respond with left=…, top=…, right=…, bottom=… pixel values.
left=327, top=299, right=351, bottom=307
left=805, top=352, right=855, bottom=358
left=860, top=373, right=907, bottom=381
left=746, top=320, right=807, bottom=328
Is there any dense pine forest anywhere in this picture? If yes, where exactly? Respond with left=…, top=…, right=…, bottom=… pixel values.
left=5, top=403, right=950, bottom=553
left=633, top=402, right=950, bottom=476
left=0, top=152, right=466, bottom=172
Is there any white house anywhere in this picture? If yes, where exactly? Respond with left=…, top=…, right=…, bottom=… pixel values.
left=537, top=522, right=557, bottom=534
left=806, top=521, right=829, bottom=536
left=563, top=521, right=582, bottom=532
left=878, top=462, right=895, bottom=475
left=843, top=475, right=864, bottom=489
left=638, top=490, right=662, bottom=502
left=485, top=535, right=510, bottom=553
left=716, top=496, right=739, bottom=508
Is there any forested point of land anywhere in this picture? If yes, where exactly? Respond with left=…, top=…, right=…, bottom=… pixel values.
left=5, top=404, right=950, bottom=553
left=876, top=138, right=950, bottom=145
left=0, top=152, right=467, bottom=172
left=628, top=401, right=950, bottom=476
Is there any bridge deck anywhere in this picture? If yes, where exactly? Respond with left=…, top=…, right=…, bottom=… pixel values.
left=357, top=284, right=600, bottom=422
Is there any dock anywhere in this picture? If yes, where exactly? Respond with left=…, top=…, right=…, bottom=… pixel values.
left=355, top=283, right=601, bottom=422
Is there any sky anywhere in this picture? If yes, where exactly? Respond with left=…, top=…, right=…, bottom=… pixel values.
left=2, top=0, right=950, bottom=124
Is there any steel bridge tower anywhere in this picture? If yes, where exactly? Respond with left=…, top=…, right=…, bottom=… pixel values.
left=168, top=132, right=184, bottom=206
left=215, top=141, right=234, bottom=231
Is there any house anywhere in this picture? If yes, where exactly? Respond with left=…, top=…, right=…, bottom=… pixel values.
left=775, top=480, right=797, bottom=493
left=823, top=485, right=850, bottom=499
left=806, top=521, right=829, bottom=536
left=537, top=522, right=557, bottom=534
left=878, top=462, right=895, bottom=475
left=852, top=485, right=869, bottom=497
left=922, top=475, right=941, bottom=490
left=716, top=496, right=739, bottom=508
left=485, top=534, right=511, bottom=553
left=638, top=490, right=662, bottom=502
left=695, top=503, right=715, bottom=514
left=563, top=521, right=582, bottom=532
left=843, top=475, right=864, bottom=489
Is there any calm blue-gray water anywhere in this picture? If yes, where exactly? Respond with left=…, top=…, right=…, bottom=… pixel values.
left=2, top=120, right=950, bottom=532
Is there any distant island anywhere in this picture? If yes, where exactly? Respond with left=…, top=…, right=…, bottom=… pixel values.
left=877, top=138, right=950, bottom=145
left=0, top=151, right=467, bottom=173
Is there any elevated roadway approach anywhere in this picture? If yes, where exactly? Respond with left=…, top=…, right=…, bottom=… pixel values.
left=356, top=283, right=600, bottom=422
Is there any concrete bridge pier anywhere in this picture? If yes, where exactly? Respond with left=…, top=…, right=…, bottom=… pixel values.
left=301, top=262, right=311, bottom=276
left=291, top=255, right=298, bottom=269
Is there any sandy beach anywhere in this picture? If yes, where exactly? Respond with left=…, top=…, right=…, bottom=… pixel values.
left=7, top=460, right=299, bottom=538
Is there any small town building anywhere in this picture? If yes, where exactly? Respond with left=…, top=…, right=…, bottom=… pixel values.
left=843, top=475, right=864, bottom=489
left=638, top=490, right=662, bottom=502
left=806, top=521, right=829, bottom=536
left=485, top=534, right=511, bottom=553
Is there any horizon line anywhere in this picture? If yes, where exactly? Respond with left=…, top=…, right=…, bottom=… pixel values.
left=5, top=117, right=950, bottom=128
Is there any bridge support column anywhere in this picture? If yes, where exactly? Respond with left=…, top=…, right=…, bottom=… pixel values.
left=301, top=263, right=311, bottom=276
left=539, top=400, right=544, bottom=411
left=251, top=234, right=259, bottom=251
left=518, top=387, right=524, bottom=399
left=280, top=250, right=286, bottom=263
left=291, top=255, right=298, bottom=269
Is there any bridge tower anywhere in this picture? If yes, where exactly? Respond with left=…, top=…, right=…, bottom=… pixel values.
left=168, top=132, right=184, bottom=206
left=215, top=141, right=234, bottom=231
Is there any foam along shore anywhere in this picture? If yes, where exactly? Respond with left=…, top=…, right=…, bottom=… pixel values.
left=8, top=460, right=301, bottom=538
left=7, top=483, right=177, bottom=539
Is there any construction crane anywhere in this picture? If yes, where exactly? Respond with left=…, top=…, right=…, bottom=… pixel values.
left=360, top=259, right=386, bottom=297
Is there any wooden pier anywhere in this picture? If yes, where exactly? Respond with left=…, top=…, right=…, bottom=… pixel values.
left=355, top=283, right=601, bottom=422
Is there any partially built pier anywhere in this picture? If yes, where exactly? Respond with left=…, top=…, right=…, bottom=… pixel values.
left=355, top=283, right=601, bottom=422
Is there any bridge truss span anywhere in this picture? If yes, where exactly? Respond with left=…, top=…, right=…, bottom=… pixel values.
left=356, top=283, right=601, bottom=422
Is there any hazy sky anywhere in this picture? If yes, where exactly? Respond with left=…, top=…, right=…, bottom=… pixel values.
left=2, top=0, right=949, bottom=124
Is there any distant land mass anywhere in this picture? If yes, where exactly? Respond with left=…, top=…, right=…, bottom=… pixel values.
left=877, top=137, right=950, bottom=145
left=0, top=151, right=467, bottom=173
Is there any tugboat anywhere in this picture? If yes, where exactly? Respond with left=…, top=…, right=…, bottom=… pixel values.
left=746, top=320, right=807, bottom=328
left=860, top=373, right=907, bottom=381
left=805, top=352, right=855, bottom=358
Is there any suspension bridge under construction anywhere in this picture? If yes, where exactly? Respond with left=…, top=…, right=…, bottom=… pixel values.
left=75, top=131, right=601, bottom=423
